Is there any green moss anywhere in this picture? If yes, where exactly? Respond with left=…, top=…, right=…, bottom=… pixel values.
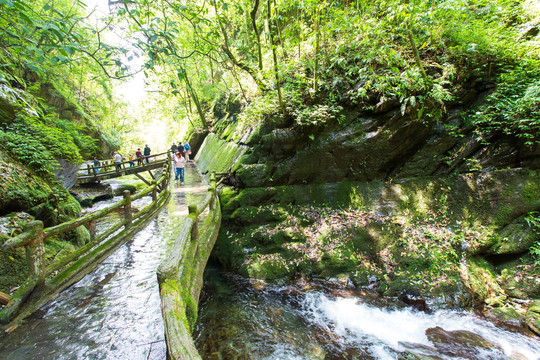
left=230, top=206, right=286, bottom=226
left=0, top=248, right=27, bottom=294
left=196, top=133, right=248, bottom=174
left=464, top=256, right=503, bottom=305
left=242, top=255, right=293, bottom=281
left=236, top=163, right=271, bottom=187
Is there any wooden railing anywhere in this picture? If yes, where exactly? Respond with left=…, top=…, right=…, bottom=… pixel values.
left=79, top=150, right=170, bottom=177
left=157, top=173, right=221, bottom=360
left=0, top=159, right=172, bottom=325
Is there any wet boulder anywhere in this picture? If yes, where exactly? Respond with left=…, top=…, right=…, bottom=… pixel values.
left=398, top=289, right=428, bottom=312
left=70, top=182, right=114, bottom=207
left=113, top=184, right=137, bottom=196
left=425, top=326, right=504, bottom=359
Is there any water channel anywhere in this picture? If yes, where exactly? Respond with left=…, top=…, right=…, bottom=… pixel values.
left=0, top=163, right=208, bottom=359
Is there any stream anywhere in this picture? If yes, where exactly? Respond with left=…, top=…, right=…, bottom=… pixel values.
left=194, top=263, right=540, bottom=360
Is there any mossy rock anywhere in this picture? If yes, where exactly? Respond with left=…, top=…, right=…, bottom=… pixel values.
left=113, top=184, right=138, bottom=196
left=380, top=277, right=417, bottom=297
left=488, top=217, right=540, bottom=255
left=230, top=206, right=286, bottom=226
left=500, top=264, right=540, bottom=299
left=526, top=301, right=540, bottom=336
left=0, top=247, right=27, bottom=294
left=317, top=252, right=359, bottom=278
left=222, top=187, right=277, bottom=214
left=240, top=255, right=293, bottom=281
left=64, top=225, right=91, bottom=247
left=271, top=228, right=306, bottom=245
left=57, top=195, right=82, bottom=221
left=236, top=163, right=272, bottom=187
left=462, top=256, right=503, bottom=306
left=485, top=306, right=524, bottom=327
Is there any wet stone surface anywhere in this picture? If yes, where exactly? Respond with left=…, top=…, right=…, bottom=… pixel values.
left=0, top=163, right=206, bottom=360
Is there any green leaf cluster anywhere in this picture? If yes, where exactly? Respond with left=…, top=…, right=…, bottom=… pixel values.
left=467, top=62, right=540, bottom=146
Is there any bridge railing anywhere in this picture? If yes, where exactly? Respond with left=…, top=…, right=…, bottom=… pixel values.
left=79, top=150, right=171, bottom=177
left=157, top=173, right=221, bottom=360
left=0, top=159, right=172, bottom=325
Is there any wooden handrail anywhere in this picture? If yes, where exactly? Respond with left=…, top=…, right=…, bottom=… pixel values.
left=0, top=158, right=172, bottom=325
left=80, top=151, right=170, bottom=174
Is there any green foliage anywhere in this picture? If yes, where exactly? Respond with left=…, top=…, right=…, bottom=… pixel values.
left=466, top=63, right=540, bottom=145
left=526, top=212, right=540, bottom=265
left=0, top=130, right=56, bottom=179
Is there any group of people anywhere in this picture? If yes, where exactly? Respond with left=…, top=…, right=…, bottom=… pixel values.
left=114, top=145, right=152, bottom=170
left=172, top=140, right=191, bottom=184
left=92, top=144, right=152, bottom=173
left=91, top=139, right=192, bottom=186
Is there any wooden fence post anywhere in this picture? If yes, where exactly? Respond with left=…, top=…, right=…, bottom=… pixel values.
left=209, top=172, right=216, bottom=210
left=24, top=221, right=45, bottom=279
left=152, top=180, right=157, bottom=201
left=189, top=205, right=199, bottom=241
left=123, top=190, right=132, bottom=229
left=86, top=219, right=96, bottom=242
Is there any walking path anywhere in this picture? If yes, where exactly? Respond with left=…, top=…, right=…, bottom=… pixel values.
left=0, top=162, right=207, bottom=360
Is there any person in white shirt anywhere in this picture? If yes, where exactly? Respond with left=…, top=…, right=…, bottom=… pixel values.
left=113, top=151, right=122, bottom=171
left=173, top=151, right=186, bottom=184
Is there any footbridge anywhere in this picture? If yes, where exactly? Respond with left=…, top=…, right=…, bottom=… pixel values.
left=76, top=151, right=171, bottom=187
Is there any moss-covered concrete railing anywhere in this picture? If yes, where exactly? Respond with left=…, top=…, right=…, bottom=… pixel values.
left=0, top=159, right=172, bottom=326
left=157, top=174, right=221, bottom=360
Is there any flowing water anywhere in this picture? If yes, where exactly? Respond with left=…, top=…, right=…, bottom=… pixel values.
left=194, top=263, right=540, bottom=360
left=0, top=163, right=207, bottom=359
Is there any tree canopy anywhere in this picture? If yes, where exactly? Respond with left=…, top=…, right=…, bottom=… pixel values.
left=0, top=0, right=538, bottom=175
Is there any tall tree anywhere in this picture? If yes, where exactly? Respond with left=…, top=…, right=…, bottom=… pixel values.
left=267, top=0, right=285, bottom=114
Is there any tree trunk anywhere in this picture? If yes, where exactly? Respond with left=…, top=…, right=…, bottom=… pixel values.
left=250, top=0, right=264, bottom=70
left=182, top=67, right=209, bottom=129
left=272, top=0, right=288, bottom=58
left=267, top=0, right=285, bottom=114
left=313, top=4, right=320, bottom=92
left=214, top=0, right=267, bottom=92
left=406, top=22, right=429, bottom=85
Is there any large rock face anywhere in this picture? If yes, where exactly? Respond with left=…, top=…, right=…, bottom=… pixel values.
left=196, top=89, right=540, bottom=330
left=232, top=105, right=539, bottom=187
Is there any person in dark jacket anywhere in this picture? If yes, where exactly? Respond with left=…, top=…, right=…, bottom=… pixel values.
left=143, top=144, right=151, bottom=163
left=171, top=142, right=178, bottom=153
left=136, top=148, right=143, bottom=165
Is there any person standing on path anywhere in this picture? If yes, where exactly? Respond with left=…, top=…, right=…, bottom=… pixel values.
left=113, top=151, right=122, bottom=171
left=173, top=151, right=186, bottom=184
left=93, top=157, right=101, bottom=174
left=144, top=144, right=151, bottom=164
left=136, top=148, right=143, bottom=165
left=183, top=140, right=191, bottom=161
left=171, top=142, right=178, bottom=154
